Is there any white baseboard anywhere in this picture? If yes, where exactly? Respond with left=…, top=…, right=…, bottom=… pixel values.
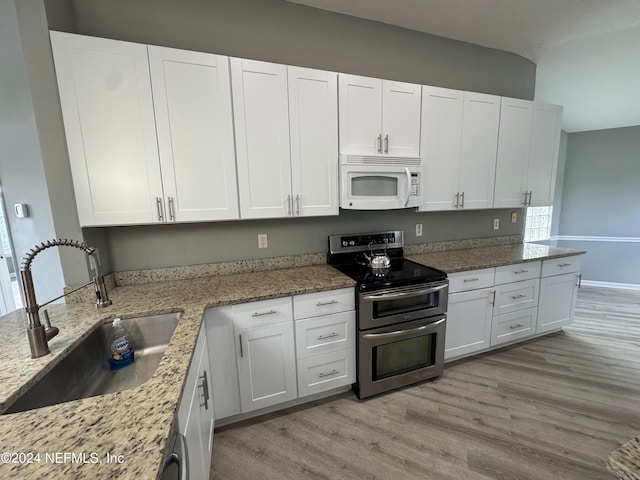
left=581, top=280, right=640, bottom=291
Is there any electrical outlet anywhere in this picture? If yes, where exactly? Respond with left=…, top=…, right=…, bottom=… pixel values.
left=511, top=212, right=518, bottom=223
left=257, top=233, right=268, bottom=249
left=493, top=219, right=500, bottom=230
left=415, top=223, right=423, bottom=237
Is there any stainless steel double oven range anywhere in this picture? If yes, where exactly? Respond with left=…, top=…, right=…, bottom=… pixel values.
left=328, top=231, right=449, bottom=399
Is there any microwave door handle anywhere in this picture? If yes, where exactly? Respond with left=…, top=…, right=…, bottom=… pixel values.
left=404, top=168, right=412, bottom=206
left=362, top=283, right=448, bottom=301
left=362, top=318, right=445, bottom=340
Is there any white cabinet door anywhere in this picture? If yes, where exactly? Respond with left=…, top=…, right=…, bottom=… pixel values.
left=420, top=86, right=463, bottom=211
left=338, top=74, right=383, bottom=155
left=204, top=306, right=241, bottom=420
left=537, top=273, right=579, bottom=334
left=50, top=32, right=163, bottom=226
left=382, top=80, right=421, bottom=157
left=527, top=103, right=563, bottom=207
left=149, top=46, right=239, bottom=222
left=288, top=67, right=339, bottom=217
left=493, top=98, right=533, bottom=208
left=459, top=92, right=500, bottom=210
left=232, top=58, right=292, bottom=219
left=178, top=326, right=214, bottom=480
left=445, top=288, right=494, bottom=361
left=236, top=322, right=297, bottom=413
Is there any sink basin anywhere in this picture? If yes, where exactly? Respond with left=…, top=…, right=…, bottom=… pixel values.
left=4, top=312, right=182, bottom=415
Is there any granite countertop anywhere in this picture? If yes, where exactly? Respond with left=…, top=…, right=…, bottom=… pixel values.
left=609, top=438, right=640, bottom=480
left=0, top=265, right=355, bottom=480
left=408, top=242, right=585, bottom=273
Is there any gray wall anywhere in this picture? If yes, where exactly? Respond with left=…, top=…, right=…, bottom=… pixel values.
left=556, top=126, right=640, bottom=285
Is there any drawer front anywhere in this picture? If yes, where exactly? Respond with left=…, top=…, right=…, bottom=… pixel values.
left=494, top=278, right=539, bottom=316
left=448, top=268, right=495, bottom=293
left=297, top=348, right=355, bottom=397
left=232, top=297, right=293, bottom=330
left=541, top=256, right=582, bottom=277
left=494, top=261, right=541, bottom=285
left=295, top=311, right=355, bottom=359
left=491, top=307, right=537, bottom=346
left=293, top=288, right=355, bottom=320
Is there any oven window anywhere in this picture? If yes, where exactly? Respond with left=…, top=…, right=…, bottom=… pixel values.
left=351, top=176, right=398, bottom=197
left=374, top=292, right=437, bottom=318
left=372, top=333, right=436, bottom=380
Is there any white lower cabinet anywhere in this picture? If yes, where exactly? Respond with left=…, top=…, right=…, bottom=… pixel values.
left=445, top=288, right=494, bottom=361
left=206, top=288, right=355, bottom=423
left=537, top=257, right=582, bottom=334
left=177, top=324, right=214, bottom=480
left=491, top=307, right=537, bottom=346
left=236, top=322, right=298, bottom=412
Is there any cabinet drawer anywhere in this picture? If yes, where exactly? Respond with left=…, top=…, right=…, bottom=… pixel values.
left=541, top=256, right=582, bottom=277
left=293, top=288, right=355, bottom=320
left=232, top=297, right=293, bottom=330
left=494, top=261, right=541, bottom=285
left=491, top=307, right=537, bottom=346
left=297, top=348, right=355, bottom=397
left=295, top=311, right=355, bottom=359
left=448, top=268, right=495, bottom=293
left=493, top=278, right=539, bottom=316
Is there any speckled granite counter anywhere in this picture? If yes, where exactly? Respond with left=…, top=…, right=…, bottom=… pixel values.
left=609, top=437, right=640, bottom=480
left=0, top=265, right=354, bottom=480
left=408, top=242, right=585, bottom=273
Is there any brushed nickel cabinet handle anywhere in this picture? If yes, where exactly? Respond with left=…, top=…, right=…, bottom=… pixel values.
left=384, top=134, right=389, bottom=154
left=489, top=290, right=496, bottom=306
left=460, top=191, right=465, bottom=208
left=511, top=294, right=527, bottom=300
left=316, top=300, right=338, bottom=306
left=296, top=194, right=300, bottom=216
left=377, top=134, right=382, bottom=153
left=522, top=191, right=528, bottom=205
left=287, top=195, right=292, bottom=216
left=577, top=273, right=582, bottom=288
left=463, top=278, right=480, bottom=283
left=317, top=332, right=339, bottom=340
left=252, top=309, right=277, bottom=317
left=514, top=269, right=529, bottom=274
left=454, top=192, right=460, bottom=208
left=527, top=191, right=533, bottom=206
left=509, top=323, right=524, bottom=330
left=199, top=371, right=210, bottom=409
left=239, top=334, right=243, bottom=358
left=167, top=196, right=175, bottom=221
left=318, top=369, right=339, bottom=378
left=558, top=263, right=572, bottom=267
left=156, top=197, right=164, bottom=222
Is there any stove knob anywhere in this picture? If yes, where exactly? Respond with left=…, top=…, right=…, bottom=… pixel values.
left=349, top=241, right=355, bottom=246
left=342, top=241, right=348, bottom=247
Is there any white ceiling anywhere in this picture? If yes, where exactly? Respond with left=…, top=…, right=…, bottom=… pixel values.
left=287, top=0, right=640, bottom=133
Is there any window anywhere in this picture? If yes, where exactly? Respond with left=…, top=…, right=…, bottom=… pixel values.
left=524, top=206, right=553, bottom=242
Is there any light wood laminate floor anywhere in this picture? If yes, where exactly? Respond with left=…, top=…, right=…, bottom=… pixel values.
left=211, top=287, right=640, bottom=479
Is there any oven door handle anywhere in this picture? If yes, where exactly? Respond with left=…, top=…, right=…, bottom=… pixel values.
left=362, top=318, right=445, bottom=340
left=362, top=283, right=448, bottom=301
left=404, top=168, right=412, bottom=206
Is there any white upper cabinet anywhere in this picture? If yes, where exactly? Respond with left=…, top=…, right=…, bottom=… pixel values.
left=493, top=97, right=534, bottom=208
left=494, top=98, right=562, bottom=208
left=458, top=92, right=500, bottom=210
left=420, top=86, right=463, bottom=211
left=527, top=103, right=563, bottom=207
left=339, top=74, right=421, bottom=156
left=50, top=32, right=163, bottom=226
left=420, top=88, right=499, bottom=211
left=288, top=67, right=339, bottom=217
left=231, top=58, right=292, bottom=219
left=232, top=59, right=338, bottom=219
left=148, top=46, right=239, bottom=222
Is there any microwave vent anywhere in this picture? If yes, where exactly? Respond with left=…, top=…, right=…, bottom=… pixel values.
left=340, top=155, right=422, bottom=167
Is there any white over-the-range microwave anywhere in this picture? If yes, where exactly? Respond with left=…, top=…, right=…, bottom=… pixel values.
left=339, top=154, right=423, bottom=210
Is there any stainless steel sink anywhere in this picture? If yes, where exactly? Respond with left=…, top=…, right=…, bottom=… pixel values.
left=4, top=312, right=182, bottom=414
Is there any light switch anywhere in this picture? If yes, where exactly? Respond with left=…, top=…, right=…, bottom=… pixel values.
left=14, top=204, right=29, bottom=218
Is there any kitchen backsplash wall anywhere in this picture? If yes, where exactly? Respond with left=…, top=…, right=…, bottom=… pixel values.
left=93, top=208, right=524, bottom=272
left=40, top=0, right=534, bottom=278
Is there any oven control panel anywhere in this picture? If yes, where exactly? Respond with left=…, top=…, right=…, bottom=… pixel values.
left=329, top=230, right=404, bottom=254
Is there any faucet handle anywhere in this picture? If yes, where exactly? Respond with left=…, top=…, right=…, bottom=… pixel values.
left=42, top=309, right=59, bottom=342
left=42, top=309, right=51, bottom=329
